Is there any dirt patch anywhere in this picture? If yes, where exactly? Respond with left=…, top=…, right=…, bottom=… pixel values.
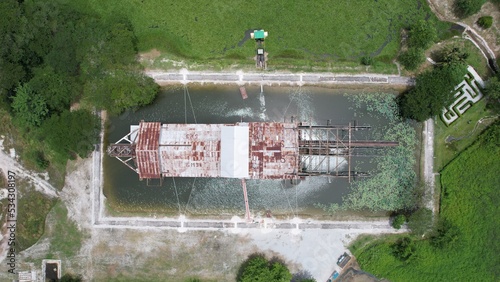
left=139, top=48, right=162, bottom=60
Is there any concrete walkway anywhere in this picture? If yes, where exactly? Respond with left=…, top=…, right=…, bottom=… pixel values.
left=146, top=69, right=415, bottom=87
left=423, top=119, right=437, bottom=216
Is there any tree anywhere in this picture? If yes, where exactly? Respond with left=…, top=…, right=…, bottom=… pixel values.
left=436, top=46, right=469, bottom=67
left=454, top=0, right=486, bottom=18
left=27, top=66, right=78, bottom=115
left=408, top=20, right=437, bottom=49
left=484, top=76, right=500, bottom=114
left=361, top=56, right=373, bottom=66
left=430, top=219, right=460, bottom=248
left=398, top=63, right=467, bottom=121
left=477, top=16, right=493, bottom=29
left=11, top=84, right=49, bottom=127
left=42, top=110, right=100, bottom=159
left=84, top=71, right=159, bottom=115
left=407, top=208, right=433, bottom=236
left=391, top=237, right=415, bottom=261
left=399, top=48, right=425, bottom=71
left=237, top=254, right=292, bottom=282
left=0, top=0, right=28, bottom=97
left=391, top=214, right=407, bottom=229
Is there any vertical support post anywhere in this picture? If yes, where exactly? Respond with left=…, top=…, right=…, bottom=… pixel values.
left=326, top=127, right=330, bottom=174
left=348, top=122, right=352, bottom=183
left=336, top=128, right=339, bottom=177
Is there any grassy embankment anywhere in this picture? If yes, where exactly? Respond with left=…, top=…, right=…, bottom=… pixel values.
left=350, top=122, right=500, bottom=281
left=70, top=0, right=455, bottom=73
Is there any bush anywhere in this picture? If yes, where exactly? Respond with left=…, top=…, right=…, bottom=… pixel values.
left=477, top=16, right=493, bottom=29
left=361, top=56, right=373, bottom=66
left=26, top=150, right=50, bottom=170
left=391, top=237, right=415, bottom=261
left=454, top=0, right=486, bottom=18
left=237, top=254, right=292, bottom=282
left=399, top=48, right=425, bottom=71
left=430, top=219, right=460, bottom=249
left=408, top=20, right=437, bottom=49
left=407, top=208, right=433, bottom=236
left=391, top=214, right=407, bottom=229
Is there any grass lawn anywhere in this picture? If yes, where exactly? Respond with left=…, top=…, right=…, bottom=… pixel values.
left=69, top=0, right=453, bottom=71
left=45, top=201, right=86, bottom=259
left=434, top=99, right=496, bottom=171
left=351, top=122, right=500, bottom=281
left=16, top=178, right=57, bottom=251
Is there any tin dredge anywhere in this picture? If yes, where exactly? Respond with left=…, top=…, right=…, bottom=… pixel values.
left=108, top=120, right=397, bottom=221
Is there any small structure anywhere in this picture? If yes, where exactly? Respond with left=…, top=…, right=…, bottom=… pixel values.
left=250, top=30, right=268, bottom=69
left=250, top=30, right=268, bottom=41
left=42, top=259, right=61, bottom=282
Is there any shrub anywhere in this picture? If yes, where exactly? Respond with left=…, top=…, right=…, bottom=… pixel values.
left=430, top=219, right=460, bottom=249
left=399, top=48, right=425, bottom=71
left=477, top=16, right=493, bottom=29
left=408, top=20, right=437, bottom=49
left=391, top=237, right=415, bottom=261
left=454, top=0, right=486, bottom=18
left=237, top=254, right=292, bottom=282
left=27, top=150, right=50, bottom=170
left=407, top=208, right=433, bottom=236
left=391, top=214, right=407, bottom=229
left=361, top=56, right=373, bottom=66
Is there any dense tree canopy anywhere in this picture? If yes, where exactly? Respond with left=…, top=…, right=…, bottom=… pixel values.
left=0, top=0, right=159, bottom=166
left=399, top=48, right=425, bottom=71
left=484, top=76, right=500, bottom=114
left=407, top=20, right=437, bottom=50
left=42, top=110, right=100, bottom=159
left=454, top=0, right=486, bottom=18
left=11, top=84, right=49, bottom=127
left=398, top=63, right=467, bottom=122
left=237, top=254, right=292, bottom=282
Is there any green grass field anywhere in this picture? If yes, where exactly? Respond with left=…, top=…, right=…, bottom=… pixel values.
left=16, top=179, right=57, bottom=251
left=434, top=99, right=495, bottom=171
left=67, top=0, right=452, bottom=70
left=351, top=122, right=500, bottom=281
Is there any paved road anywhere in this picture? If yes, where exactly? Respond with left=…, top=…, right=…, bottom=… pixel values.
left=146, top=70, right=415, bottom=87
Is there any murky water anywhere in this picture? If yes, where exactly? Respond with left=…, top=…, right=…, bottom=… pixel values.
left=103, top=85, right=395, bottom=216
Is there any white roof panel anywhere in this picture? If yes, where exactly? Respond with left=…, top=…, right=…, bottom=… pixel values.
left=220, top=125, right=249, bottom=178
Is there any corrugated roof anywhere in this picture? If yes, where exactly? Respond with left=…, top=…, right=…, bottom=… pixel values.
left=248, top=122, right=299, bottom=179
left=136, top=122, right=161, bottom=179
left=129, top=121, right=299, bottom=180
left=220, top=125, right=249, bottom=178
left=159, top=124, right=222, bottom=178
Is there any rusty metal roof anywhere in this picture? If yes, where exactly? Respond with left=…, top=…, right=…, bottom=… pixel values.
left=130, top=121, right=300, bottom=180
left=136, top=122, right=161, bottom=179
left=248, top=122, right=299, bottom=179
left=159, top=124, right=222, bottom=178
